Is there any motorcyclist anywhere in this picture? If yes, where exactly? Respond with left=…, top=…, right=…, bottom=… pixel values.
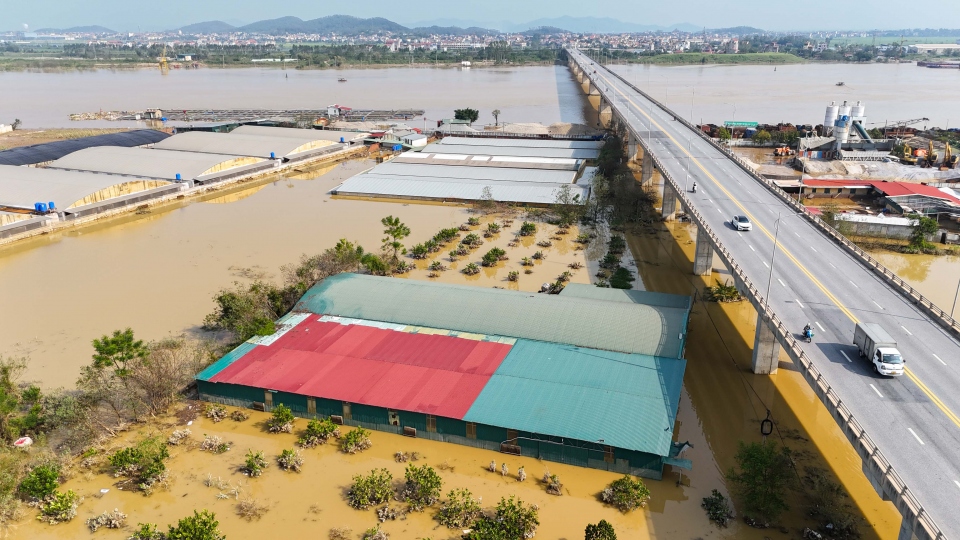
left=691, top=182, right=697, bottom=193
left=803, top=323, right=814, bottom=339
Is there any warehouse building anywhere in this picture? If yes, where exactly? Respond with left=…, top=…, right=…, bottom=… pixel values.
left=0, top=165, right=179, bottom=229
left=0, top=130, right=169, bottom=167
left=198, top=274, right=691, bottom=478
left=332, top=136, right=597, bottom=205
left=232, top=125, right=370, bottom=146
left=48, top=146, right=275, bottom=186
left=154, top=131, right=343, bottom=162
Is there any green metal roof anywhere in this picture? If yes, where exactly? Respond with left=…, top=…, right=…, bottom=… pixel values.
left=297, top=274, right=689, bottom=358
left=560, top=283, right=692, bottom=310
left=465, top=339, right=686, bottom=456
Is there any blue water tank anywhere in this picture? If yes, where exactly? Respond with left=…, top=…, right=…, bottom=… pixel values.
left=160, top=117, right=168, bottom=122
left=340, top=137, right=345, bottom=143
left=270, top=152, right=276, bottom=159
left=34, top=202, right=42, bottom=212
left=48, top=201, right=56, bottom=210
left=176, top=173, right=182, bottom=181
left=393, top=144, right=402, bottom=151
left=37, top=203, right=47, bottom=213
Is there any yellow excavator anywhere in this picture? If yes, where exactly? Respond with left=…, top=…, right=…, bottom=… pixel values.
left=159, top=43, right=169, bottom=74
left=942, top=142, right=959, bottom=170
left=922, top=140, right=939, bottom=168
left=898, top=143, right=918, bottom=165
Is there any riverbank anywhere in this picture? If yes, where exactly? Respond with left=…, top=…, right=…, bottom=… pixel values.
left=0, top=57, right=557, bottom=72
left=617, top=52, right=805, bottom=65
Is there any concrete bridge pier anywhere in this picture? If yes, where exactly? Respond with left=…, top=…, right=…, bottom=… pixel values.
left=640, top=151, right=655, bottom=187
left=661, top=183, right=677, bottom=221
left=588, top=80, right=601, bottom=96
left=627, top=134, right=639, bottom=162
left=751, top=313, right=781, bottom=375
left=598, top=97, right=613, bottom=129
left=693, top=226, right=714, bottom=276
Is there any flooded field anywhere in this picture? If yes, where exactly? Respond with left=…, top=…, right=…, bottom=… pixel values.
left=3, top=160, right=580, bottom=387
left=867, top=249, right=960, bottom=312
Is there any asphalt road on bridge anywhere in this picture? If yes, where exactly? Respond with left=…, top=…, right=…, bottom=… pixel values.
left=569, top=48, right=960, bottom=537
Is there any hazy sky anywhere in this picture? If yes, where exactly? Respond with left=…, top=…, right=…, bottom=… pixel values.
left=5, top=0, right=959, bottom=32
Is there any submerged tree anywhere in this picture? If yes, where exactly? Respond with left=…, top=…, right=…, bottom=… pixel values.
left=380, top=215, right=411, bottom=264
left=454, top=108, right=480, bottom=124
left=726, top=441, right=794, bottom=524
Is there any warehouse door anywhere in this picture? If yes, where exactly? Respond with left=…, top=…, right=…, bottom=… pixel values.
left=388, top=410, right=400, bottom=426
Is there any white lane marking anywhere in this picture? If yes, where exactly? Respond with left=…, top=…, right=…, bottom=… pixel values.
left=796, top=299, right=805, bottom=308
left=870, top=384, right=884, bottom=398
left=737, top=232, right=742, bottom=237
left=748, top=245, right=756, bottom=251
left=873, top=301, right=884, bottom=310
left=849, top=280, right=860, bottom=288
left=795, top=232, right=801, bottom=237
left=955, top=480, right=960, bottom=490
left=762, top=261, right=770, bottom=268
left=901, top=325, right=913, bottom=336
left=829, top=263, right=836, bottom=268
left=933, top=354, right=946, bottom=366
left=815, top=321, right=825, bottom=332
left=717, top=208, right=723, bottom=214
left=777, top=278, right=786, bottom=287
left=811, top=246, right=818, bottom=253
left=840, top=351, right=853, bottom=363
left=707, top=199, right=713, bottom=203
left=907, top=428, right=925, bottom=445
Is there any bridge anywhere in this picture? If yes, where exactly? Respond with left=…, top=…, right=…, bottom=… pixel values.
left=566, top=48, right=959, bottom=540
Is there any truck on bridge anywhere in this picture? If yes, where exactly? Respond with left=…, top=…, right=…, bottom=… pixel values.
left=854, top=322, right=905, bottom=377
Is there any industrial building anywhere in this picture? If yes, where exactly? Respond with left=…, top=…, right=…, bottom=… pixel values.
left=333, top=137, right=599, bottom=205
left=48, top=147, right=275, bottom=186
left=232, top=125, right=370, bottom=146
left=0, top=165, right=179, bottom=237
left=0, top=130, right=170, bottom=167
left=197, top=274, right=691, bottom=478
left=154, top=131, right=342, bottom=162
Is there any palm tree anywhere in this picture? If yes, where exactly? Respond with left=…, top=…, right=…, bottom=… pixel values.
left=492, top=109, right=501, bottom=127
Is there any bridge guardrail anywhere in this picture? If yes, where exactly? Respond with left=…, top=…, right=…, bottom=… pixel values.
left=570, top=51, right=946, bottom=540
left=594, top=55, right=960, bottom=341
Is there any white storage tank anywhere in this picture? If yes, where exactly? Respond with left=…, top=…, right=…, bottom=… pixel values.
left=851, top=100, right=866, bottom=120
left=834, top=116, right=850, bottom=150
left=824, top=101, right=839, bottom=136
left=838, top=100, right=852, bottom=119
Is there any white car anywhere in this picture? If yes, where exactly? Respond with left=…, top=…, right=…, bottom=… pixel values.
left=731, top=215, right=752, bottom=231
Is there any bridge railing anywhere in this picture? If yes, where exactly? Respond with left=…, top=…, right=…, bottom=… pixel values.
left=569, top=50, right=946, bottom=540
left=591, top=53, right=960, bottom=341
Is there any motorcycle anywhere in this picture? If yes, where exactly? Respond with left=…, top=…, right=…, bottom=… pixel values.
left=803, top=327, right=814, bottom=343
left=691, top=182, right=697, bottom=193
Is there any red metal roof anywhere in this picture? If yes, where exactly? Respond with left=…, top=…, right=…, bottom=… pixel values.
left=209, top=318, right=512, bottom=418
left=802, top=179, right=960, bottom=205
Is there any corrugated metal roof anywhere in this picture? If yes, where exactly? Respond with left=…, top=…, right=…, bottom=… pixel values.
left=0, top=165, right=171, bottom=210
left=49, top=147, right=266, bottom=181
left=427, top=143, right=599, bottom=160
left=0, top=130, right=170, bottom=166
left=372, top=161, right=577, bottom=184
left=298, top=274, right=687, bottom=358
left=232, top=125, right=368, bottom=143
left=155, top=131, right=334, bottom=159
left=396, top=153, right=580, bottom=169
left=440, top=136, right=605, bottom=150
left=465, top=339, right=685, bottom=456
left=334, top=174, right=587, bottom=205
left=560, top=283, right=692, bottom=310
left=204, top=316, right=511, bottom=418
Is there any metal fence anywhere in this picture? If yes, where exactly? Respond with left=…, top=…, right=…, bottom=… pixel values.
left=571, top=51, right=947, bottom=540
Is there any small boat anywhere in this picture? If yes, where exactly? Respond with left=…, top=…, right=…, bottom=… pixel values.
left=836, top=82, right=845, bottom=86
left=338, top=78, right=347, bottom=82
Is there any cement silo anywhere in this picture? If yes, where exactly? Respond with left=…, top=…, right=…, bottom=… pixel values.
left=851, top=100, right=866, bottom=120
left=834, top=116, right=850, bottom=151
left=838, top=100, right=852, bottom=120
left=824, top=101, right=839, bottom=136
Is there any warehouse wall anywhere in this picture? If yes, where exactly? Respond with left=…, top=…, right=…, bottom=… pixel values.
left=197, top=382, right=664, bottom=479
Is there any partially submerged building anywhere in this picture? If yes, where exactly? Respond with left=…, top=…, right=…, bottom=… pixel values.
left=333, top=137, right=600, bottom=205
left=154, top=131, right=342, bottom=162
left=48, top=147, right=274, bottom=186
left=0, top=130, right=170, bottom=167
left=0, top=165, right=179, bottom=237
left=198, top=274, right=691, bottom=478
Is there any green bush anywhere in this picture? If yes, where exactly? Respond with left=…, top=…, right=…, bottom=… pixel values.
left=701, top=489, right=733, bottom=527
left=481, top=247, right=506, bottom=267
left=600, top=475, right=650, bottom=512
left=167, top=510, right=225, bottom=540
left=400, top=464, right=442, bottom=511
left=609, top=267, right=635, bottom=289
left=108, top=437, right=169, bottom=492
left=410, top=243, right=429, bottom=259
left=339, top=427, right=372, bottom=454
left=129, top=523, right=165, bottom=540
left=466, top=496, right=539, bottom=540
left=267, top=404, right=294, bottom=433
left=462, top=263, right=481, bottom=276
left=243, top=450, right=268, bottom=477
left=460, top=233, right=482, bottom=248
left=19, top=464, right=59, bottom=500
left=607, top=235, right=627, bottom=254
left=38, top=490, right=80, bottom=524
left=727, top=441, right=794, bottom=523
left=467, top=217, right=481, bottom=226
left=436, top=488, right=482, bottom=529
left=298, top=417, right=340, bottom=448
left=347, top=468, right=393, bottom=509
left=585, top=519, right=617, bottom=540
left=519, top=222, right=537, bottom=236
left=277, top=449, right=303, bottom=472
